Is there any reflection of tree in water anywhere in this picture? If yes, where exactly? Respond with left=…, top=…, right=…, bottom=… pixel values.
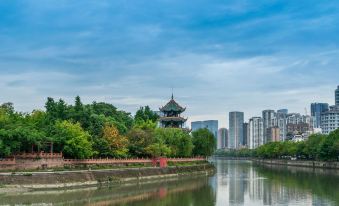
left=123, top=179, right=215, bottom=206
left=0, top=177, right=215, bottom=206
left=254, top=164, right=339, bottom=205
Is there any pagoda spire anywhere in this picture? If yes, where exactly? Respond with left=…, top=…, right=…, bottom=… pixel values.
left=171, top=87, right=174, bottom=100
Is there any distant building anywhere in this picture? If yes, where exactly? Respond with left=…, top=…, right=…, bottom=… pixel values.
left=267, top=127, right=280, bottom=142
left=249, top=117, right=264, bottom=149
left=321, top=105, right=339, bottom=134
left=275, top=110, right=288, bottom=141
left=159, top=94, right=187, bottom=128
left=262, top=110, right=276, bottom=143
left=243, top=122, right=249, bottom=147
left=311, top=103, right=329, bottom=128
left=336, top=85, right=339, bottom=106
left=218, top=128, right=228, bottom=149
left=287, top=123, right=310, bottom=135
left=277, top=109, right=288, bottom=115
left=229, top=112, right=244, bottom=149
left=191, top=120, right=218, bottom=140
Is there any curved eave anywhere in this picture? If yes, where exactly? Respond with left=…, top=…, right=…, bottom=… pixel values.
left=159, top=117, right=187, bottom=122
left=159, top=107, right=186, bottom=113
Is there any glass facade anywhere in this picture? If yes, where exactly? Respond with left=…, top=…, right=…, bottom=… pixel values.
left=229, top=112, right=244, bottom=149
left=336, top=86, right=339, bottom=106
left=311, top=103, right=329, bottom=128
left=191, top=120, right=219, bottom=140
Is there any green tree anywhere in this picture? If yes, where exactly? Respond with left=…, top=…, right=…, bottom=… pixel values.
left=192, top=128, right=216, bottom=157
left=145, top=142, right=171, bottom=157
left=154, top=128, right=193, bottom=157
left=127, top=127, right=155, bottom=157
left=53, top=120, right=93, bottom=159
left=135, top=106, right=159, bottom=123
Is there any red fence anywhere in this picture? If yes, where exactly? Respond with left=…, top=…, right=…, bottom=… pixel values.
left=0, top=156, right=206, bottom=170
left=0, top=158, right=16, bottom=165
left=63, top=157, right=206, bottom=165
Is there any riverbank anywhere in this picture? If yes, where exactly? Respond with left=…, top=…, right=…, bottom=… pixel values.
left=0, top=164, right=215, bottom=192
left=213, top=156, right=339, bottom=169
left=253, top=159, right=339, bottom=169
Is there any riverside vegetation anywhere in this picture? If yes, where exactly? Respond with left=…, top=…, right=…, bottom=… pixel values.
left=215, top=130, right=339, bottom=161
left=0, top=96, right=216, bottom=159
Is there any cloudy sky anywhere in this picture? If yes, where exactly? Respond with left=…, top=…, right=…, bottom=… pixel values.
left=0, top=0, right=338, bottom=128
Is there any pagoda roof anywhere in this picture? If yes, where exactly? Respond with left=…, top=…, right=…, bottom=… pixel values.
left=160, top=96, right=186, bottom=112
left=159, top=116, right=187, bottom=122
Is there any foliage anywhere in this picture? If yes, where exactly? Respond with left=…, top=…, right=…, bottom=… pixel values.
left=192, top=128, right=216, bottom=157
left=53, top=121, right=93, bottom=159
left=145, top=142, right=171, bottom=157
left=216, top=130, right=339, bottom=161
left=135, top=106, right=159, bottom=124
left=0, top=98, right=216, bottom=159
left=154, top=128, right=193, bottom=157
left=102, top=124, right=129, bottom=158
left=127, top=127, right=154, bottom=157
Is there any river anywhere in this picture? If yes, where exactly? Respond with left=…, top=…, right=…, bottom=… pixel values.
left=0, top=159, right=338, bottom=205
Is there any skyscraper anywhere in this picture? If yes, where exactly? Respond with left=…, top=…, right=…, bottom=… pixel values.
left=262, top=110, right=276, bottom=143
left=229, top=112, right=244, bottom=149
left=275, top=110, right=287, bottom=141
left=243, top=122, right=249, bottom=147
left=249, top=117, right=264, bottom=149
left=311, top=103, right=329, bottom=128
left=336, top=85, right=339, bottom=106
left=277, top=109, right=288, bottom=115
left=191, top=120, right=219, bottom=140
left=218, top=128, right=228, bottom=149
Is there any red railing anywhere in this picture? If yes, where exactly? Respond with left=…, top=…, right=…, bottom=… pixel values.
left=0, top=158, right=16, bottom=165
left=63, top=157, right=206, bottom=165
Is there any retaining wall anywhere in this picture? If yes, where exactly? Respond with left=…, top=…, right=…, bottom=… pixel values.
left=0, top=164, right=215, bottom=189
left=253, top=159, right=339, bottom=169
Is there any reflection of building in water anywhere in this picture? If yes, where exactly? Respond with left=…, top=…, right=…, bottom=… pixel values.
left=228, top=161, right=247, bottom=205
left=247, top=165, right=316, bottom=205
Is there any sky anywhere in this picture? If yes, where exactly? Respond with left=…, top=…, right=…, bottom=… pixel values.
left=0, top=0, right=338, bottom=128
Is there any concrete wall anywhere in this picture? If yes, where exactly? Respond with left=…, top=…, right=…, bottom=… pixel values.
left=253, top=159, right=339, bottom=169
left=0, top=164, right=215, bottom=189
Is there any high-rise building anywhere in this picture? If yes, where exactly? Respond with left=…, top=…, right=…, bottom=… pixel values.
left=277, top=109, right=288, bottom=115
left=249, top=117, right=264, bottom=149
left=229, top=112, right=244, bottom=149
left=275, top=110, right=287, bottom=141
left=267, top=127, right=280, bottom=142
left=262, top=110, right=276, bottom=143
left=336, top=85, right=339, bottom=106
left=321, top=105, right=339, bottom=134
left=218, top=128, right=228, bottom=149
left=191, top=120, right=219, bottom=140
left=243, top=123, right=249, bottom=147
left=311, top=103, right=329, bottom=128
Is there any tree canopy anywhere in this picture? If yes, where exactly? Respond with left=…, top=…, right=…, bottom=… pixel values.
left=0, top=98, right=213, bottom=159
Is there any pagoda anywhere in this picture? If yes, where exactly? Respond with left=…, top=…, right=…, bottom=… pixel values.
left=159, top=94, right=187, bottom=128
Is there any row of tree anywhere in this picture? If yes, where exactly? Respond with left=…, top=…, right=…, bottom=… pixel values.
left=0, top=97, right=216, bottom=159
left=215, top=130, right=339, bottom=161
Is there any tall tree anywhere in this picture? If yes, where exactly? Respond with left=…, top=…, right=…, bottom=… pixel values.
left=192, top=128, right=216, bottom=157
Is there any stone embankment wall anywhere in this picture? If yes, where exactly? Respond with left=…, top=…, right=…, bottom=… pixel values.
left=0, top=164, right=214, bottom=189
left=0, top=157, right=207, bottom=171
left=253, top=159, right=339, bottom=169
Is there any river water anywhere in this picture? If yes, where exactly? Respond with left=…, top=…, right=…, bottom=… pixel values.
left=0, top=159, right=338, bottom=206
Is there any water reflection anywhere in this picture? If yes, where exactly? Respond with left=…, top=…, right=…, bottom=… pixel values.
left=214, top=160, right=338, bottom=206
left=0, top=160, right=338, bottom=206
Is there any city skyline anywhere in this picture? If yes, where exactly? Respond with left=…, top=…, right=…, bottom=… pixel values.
left=1, top=1, right=339, bottom=128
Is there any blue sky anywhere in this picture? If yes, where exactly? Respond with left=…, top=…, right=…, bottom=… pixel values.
left=0, top=0, right=338, bottom=127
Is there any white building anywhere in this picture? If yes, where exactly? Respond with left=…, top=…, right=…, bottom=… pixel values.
left=249, top=117, right=264, bottom=149
left=321, top=105, right=339, bottom=134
